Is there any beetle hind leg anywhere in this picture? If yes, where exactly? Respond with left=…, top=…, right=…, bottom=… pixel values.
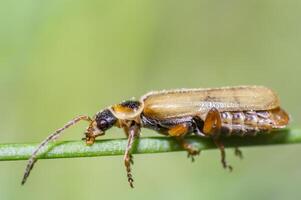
left=203, top=108, right=233, bottom=171
left=214, top=139, right=232, bottom=171
left=234, top=147, right=243, bottom=159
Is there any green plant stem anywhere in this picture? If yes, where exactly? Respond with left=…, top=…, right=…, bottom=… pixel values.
left=0, top=129, right=300, bottom=161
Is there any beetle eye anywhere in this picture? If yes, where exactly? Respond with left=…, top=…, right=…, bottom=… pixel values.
left=99, top=119, right=108, bottom=129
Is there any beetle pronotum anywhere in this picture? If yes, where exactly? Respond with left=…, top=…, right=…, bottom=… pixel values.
left=21, top=86, right=289, bottom=187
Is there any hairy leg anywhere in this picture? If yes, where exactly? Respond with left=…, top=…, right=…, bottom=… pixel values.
left=203, top=108, right=232, bottom=171
left=176, top=136, right=200, bottom=162
left=214, top=139, right=232, bottom=171
left=234, top=147, right=243, bottom=159
left=123, top=123, right=140, bottom=188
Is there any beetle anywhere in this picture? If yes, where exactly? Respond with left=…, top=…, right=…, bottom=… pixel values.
left=21, top=85, right=289, bottom=187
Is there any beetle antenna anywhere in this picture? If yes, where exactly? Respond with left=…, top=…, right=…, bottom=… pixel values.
left=21, top=115, right=92, bottom=185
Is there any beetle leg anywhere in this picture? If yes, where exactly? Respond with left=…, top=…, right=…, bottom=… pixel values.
left=203, top=108, right=233, bottom=171
left=214, top=139, right=232, bottom=171
left=175, top=136, right=200, bottom=162
left=234, top=147, right=243, bottom=159
left=168, top=123, right=190, bottom=137
left=123, top=123, right=140, bottom=188
left=203, top=107, right=222, bottom=137
left=168, top=123, right=200, bottom=161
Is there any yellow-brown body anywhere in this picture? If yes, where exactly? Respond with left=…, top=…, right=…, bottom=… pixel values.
left=22, top=85, right=290, bottom=188
left=138, top=86, right=289, bottom=137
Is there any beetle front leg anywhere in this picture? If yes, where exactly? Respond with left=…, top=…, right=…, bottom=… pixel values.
left=123, top=123, right=140, bottom=188
left=203, top=108, right=232, bottom=171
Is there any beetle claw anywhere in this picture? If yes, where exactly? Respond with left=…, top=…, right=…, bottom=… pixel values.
left=187, top=149, right=200, bottom=162
left=234, top=147, right=243, bottom=159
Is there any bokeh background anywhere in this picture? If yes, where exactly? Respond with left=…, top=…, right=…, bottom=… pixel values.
left=1, top=0, right=301, bottom=199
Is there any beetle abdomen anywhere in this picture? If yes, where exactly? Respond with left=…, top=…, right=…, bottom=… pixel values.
left=220, top=107, right=289, bottom=136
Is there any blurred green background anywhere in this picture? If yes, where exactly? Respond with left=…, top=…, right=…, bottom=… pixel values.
left=1, top=0, right=301, bottom=199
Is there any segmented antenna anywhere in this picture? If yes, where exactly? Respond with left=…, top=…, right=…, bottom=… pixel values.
left=21, top=115, right=92, bottom=185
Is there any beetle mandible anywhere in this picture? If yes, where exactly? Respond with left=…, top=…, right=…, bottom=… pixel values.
left=21, top=85, right=290, bottom=187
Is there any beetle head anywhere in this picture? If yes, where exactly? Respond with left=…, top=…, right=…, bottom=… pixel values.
left=84, top=109, right=117, bottom=145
